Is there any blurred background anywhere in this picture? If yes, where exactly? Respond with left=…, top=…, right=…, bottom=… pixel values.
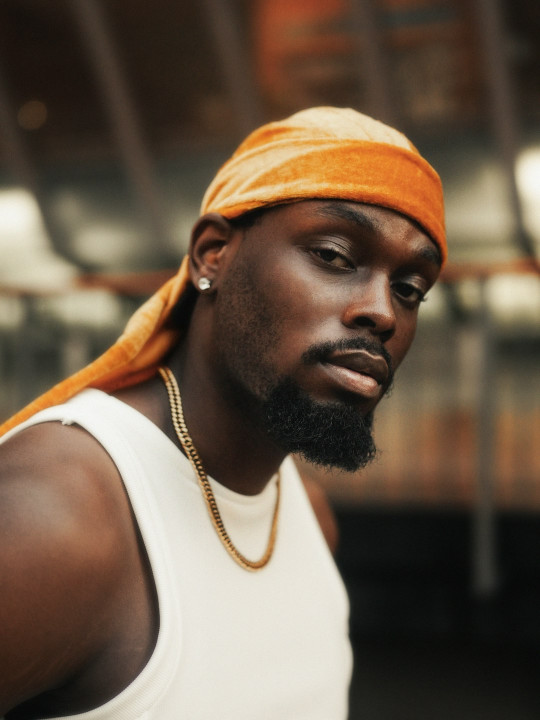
left=0, top=0, right=539, bottom=717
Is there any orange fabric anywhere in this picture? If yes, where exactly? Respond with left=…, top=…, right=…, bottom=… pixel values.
left=202, top=107, right=446, bottom=261
left=0, top=257, right=190, bottom=435
left=0, top=107, right=446, bottom=437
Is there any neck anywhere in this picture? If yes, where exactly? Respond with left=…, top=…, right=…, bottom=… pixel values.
left=165, top=349, right=286, bottom=497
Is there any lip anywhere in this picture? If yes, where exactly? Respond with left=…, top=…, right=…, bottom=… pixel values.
left=321, top=350, right=389, bottom=399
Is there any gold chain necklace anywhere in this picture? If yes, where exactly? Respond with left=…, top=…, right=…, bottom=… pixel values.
left=158, top=366, right=280, bottom=572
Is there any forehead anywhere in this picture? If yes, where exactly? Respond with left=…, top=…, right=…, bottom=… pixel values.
left=251, top=199, right=442, bottom=268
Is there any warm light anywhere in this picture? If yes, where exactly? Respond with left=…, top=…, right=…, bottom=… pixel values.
left=487, top=274, right=540, bottom=325
left=17, top=99, right=48, bottom=130
left=516, top=147, right=540, bottom=202
left=0, top=187, right=77, bottom=290
left=74, top=224, right=141, bottom=267
left=0, top=188, right=47, bottom=242
left=516, top=146, right=540, bottom=241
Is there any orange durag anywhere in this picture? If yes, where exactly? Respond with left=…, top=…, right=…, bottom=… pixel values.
left=0, top=107, right=446, bottom=436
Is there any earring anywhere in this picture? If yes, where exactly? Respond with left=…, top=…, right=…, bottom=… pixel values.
left=198, top=277, right=212, bottom=291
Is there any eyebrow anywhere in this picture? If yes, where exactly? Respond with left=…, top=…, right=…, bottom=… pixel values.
left=315, top=202, right=442, bottom=269
left=315, top=203, right=380, bottom=234
left=417, top=244, right=442, bottom=268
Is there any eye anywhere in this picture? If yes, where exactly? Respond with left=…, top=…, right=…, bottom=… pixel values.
left=312, top=247, right=353, bottom=269
left=392, top=281, right=427, bottom=307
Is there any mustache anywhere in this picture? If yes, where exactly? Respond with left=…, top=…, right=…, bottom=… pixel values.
left=302, top=337, right=394, bottom=388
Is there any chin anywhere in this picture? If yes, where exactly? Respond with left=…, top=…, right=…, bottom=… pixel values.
left=262, top=377, right=378, bottom=472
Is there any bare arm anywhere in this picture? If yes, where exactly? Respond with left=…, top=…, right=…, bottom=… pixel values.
left=0, top=423, right=136, bottom=716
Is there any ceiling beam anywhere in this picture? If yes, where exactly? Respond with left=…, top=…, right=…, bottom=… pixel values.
left=349, top=0, right=397, bottom=127
left=69, top=0, right=173, bottom=257
left=473, top=0, right=539, bottom=265
left=198, top=0, right=263, bottom=136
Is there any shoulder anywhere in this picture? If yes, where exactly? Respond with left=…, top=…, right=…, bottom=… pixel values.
left=0, top=419, right=131, bottom=540
left=0, top=420, right=135, bottom=713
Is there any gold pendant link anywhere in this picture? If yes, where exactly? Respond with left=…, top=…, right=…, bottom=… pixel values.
left=158, top=366, right=280, bottom=571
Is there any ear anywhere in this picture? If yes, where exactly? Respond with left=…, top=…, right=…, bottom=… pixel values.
left=188, top=213, right=236, bottom=291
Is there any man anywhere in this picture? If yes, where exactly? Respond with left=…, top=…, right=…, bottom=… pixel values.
left=0, top=107, right=445, bottom=719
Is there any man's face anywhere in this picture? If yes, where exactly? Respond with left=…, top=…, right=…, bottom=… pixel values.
left=210, top=200, right=441, bottom=470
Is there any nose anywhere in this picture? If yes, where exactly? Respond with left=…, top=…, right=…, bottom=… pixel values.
left=341, top=272, right=396, bottom=343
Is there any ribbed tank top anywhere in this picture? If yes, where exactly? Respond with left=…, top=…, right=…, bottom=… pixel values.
left=2, top=389, right=352, bottom=719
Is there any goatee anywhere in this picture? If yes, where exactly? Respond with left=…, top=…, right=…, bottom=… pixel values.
left=262, top=377, right=377, bottom=472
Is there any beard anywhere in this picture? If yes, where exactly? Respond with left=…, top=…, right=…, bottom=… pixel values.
left=262, top=376, right=377, bottom=473
left=260, top=337, right=393, bottom=472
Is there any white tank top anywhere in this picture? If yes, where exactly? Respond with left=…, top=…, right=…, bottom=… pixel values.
left=3, top=389, right=352, bottom=719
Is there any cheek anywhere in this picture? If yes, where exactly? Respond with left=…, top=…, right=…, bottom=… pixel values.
left=212, top=252, right=293, bottom=390
left=261, top=266, right=337, bottom=355
left=264, top=250, right=340, bottom=323
left=218, top=245, right=344, bottom=375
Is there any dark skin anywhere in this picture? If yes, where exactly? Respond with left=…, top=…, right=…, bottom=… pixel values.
left=0, top=200, right=441, bottom=718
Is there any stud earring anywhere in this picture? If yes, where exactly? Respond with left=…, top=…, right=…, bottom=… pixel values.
left=198, top=277, right=212, bottom=291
